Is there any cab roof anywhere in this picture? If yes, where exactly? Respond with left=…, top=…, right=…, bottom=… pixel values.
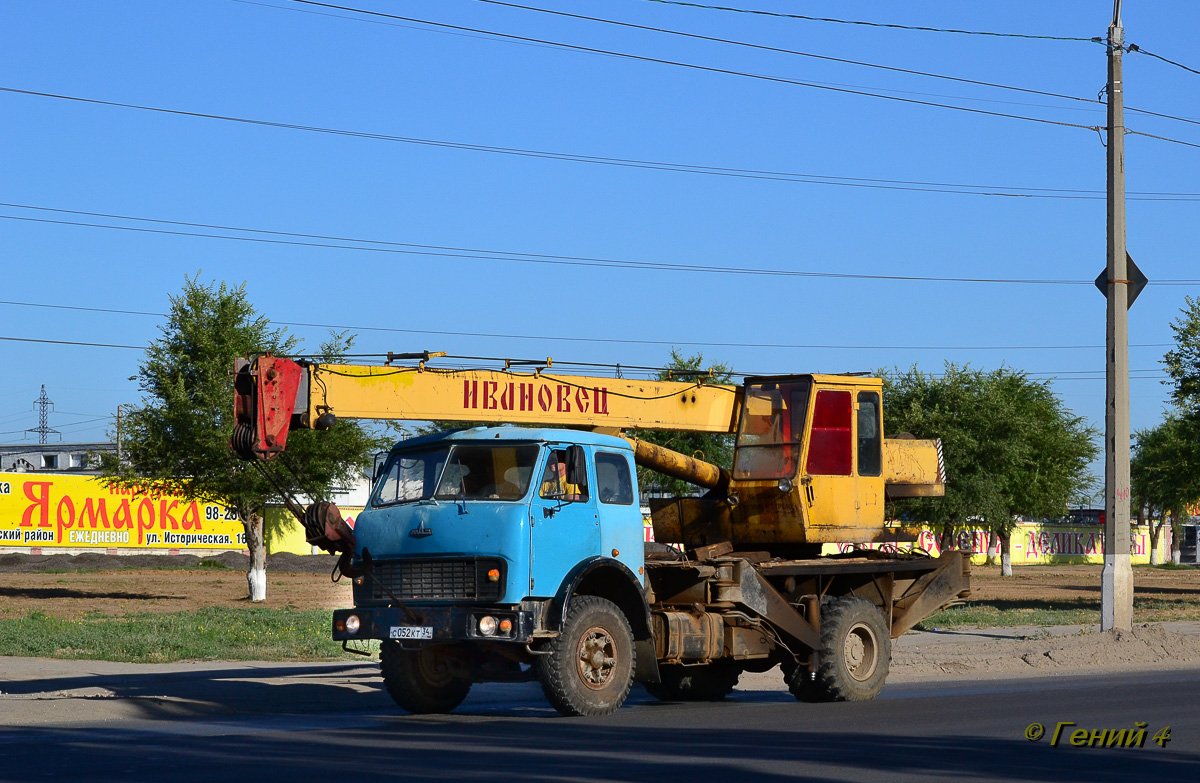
left=389, top=426, right=632, bottom=452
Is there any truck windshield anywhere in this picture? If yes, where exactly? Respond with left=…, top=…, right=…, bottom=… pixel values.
left=433, top=444, right=540, bottom=501
left=733, top=379, right=812, bottom=480
left=374, top=446, right=451, bottom=506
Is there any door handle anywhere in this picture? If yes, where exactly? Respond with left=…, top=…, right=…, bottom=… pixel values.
left=805, top=485, right=815, bottom=505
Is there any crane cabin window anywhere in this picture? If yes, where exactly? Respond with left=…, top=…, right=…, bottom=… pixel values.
left=733, top=379, right=812, bottom=480
left=806, top=390, right=853, bottom=476
left=857, top=391, right=882, bottom=477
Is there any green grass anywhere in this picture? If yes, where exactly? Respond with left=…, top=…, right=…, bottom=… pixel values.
left=0, top=607, right=361, bottom=663
left=916, top=597, right=1200, bottom=630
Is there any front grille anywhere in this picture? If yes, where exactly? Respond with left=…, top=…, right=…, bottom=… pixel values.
left=364, top=558, right=504, bottom=602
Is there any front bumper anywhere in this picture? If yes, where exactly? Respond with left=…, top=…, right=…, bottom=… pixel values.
left=332, top=605, right=535, bottom=645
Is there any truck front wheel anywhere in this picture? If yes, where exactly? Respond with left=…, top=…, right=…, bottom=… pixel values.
left=380, top=642, right=472, bottom=714
left=787, top=596, right=890, bottom=702
left=537, top=595, right=635, bottom=716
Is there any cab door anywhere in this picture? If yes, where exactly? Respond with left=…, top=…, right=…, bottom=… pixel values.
left=803, top=388, right=859, bottom=528
left=528, top=445, right=599, bottom=597
left=855, top=390, right=885, bottom=529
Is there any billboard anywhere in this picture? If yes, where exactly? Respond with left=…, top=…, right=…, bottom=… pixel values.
left=827, top=523, right=1164, bottom=565
left=0, top=472, right=246, bottom=550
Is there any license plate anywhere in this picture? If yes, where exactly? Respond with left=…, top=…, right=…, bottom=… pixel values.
left=389, top=626, right=433, bottom=640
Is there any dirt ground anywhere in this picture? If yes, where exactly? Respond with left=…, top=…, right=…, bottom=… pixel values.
left=0, top=552, right=353, bottom=620
left=965, top=562, right=1200, bottom=605
left=1, top=553, right=1199, bottom=673
left=0, top=554, right=1196, bottom=621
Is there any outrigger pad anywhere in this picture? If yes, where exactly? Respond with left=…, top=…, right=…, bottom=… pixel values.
left=304, top=500, right=357, bottom=555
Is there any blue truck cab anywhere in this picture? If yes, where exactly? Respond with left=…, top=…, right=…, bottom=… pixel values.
left=332, top=427, right=653, bottom=715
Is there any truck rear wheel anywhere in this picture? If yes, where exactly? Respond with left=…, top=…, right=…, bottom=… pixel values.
left=380, top=642, right=472, bottom=714
left=788, top=596, right=890, bottom=702
left=537, top=595, right=635, bottom=716
left=644, top=660, right=741, bottom=701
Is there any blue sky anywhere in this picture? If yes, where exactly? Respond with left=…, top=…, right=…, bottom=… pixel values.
left=2, top=1, right=1197, bottom=487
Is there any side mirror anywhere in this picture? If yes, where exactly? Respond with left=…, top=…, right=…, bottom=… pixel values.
left=565, top=444, right=587, bottom=487
left=372, top=451, right=389, bottom=483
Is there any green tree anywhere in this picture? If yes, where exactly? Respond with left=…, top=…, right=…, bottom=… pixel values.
left=632, top=349, right=735, bottom=497
left=101, top=276, right=382, bottom=600
left=1158, top=296, right=1200, bottom=562
left=1132, top=415, right=1200, bottom=564
left=882, top=364, right=1098, bottom=575
left=1165, top=295, right=1200, bottom=414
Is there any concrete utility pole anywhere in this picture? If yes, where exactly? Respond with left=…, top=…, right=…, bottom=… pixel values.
left=1102, top=0, right=1133, bottom=632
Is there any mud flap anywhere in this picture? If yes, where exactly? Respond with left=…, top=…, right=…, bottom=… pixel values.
left=634, top=639, right=661, bottom=684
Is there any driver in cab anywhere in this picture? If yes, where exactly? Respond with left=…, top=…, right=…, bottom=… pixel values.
left=539, top=450, right=585, bottom=502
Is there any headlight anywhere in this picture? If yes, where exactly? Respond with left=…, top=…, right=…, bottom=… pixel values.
left=344, top=614, right=361, bottom=634
left=478, top=615, right=497, bottom=636
left=778, top=478, right=793, bottom=493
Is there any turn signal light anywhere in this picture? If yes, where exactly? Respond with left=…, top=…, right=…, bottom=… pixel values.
left=487, top=568, right=501, bottom=582
left=499, top=618, right=513, bottom=635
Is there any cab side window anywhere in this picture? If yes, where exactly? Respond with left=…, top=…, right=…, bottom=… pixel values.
left=857, top=392, right=882, bottom=477
left=596, top=452, right=634, bottom=505
left=539, top=449, right=589, bottom=501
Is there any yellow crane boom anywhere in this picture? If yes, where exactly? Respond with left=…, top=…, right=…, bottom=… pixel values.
left=299, top=362, right=741, bottom=433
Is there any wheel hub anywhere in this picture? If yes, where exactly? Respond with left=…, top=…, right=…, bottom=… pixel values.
left=844, top=622, right=878, bottom=682
left=576, top=625, right=617, bottom=690
left=415, top=646, right=456, bottom=687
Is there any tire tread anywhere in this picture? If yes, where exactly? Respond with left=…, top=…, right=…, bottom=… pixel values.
left=537, top=595, right=635, bottom=716
left=380, top=642, right=472, bottom=714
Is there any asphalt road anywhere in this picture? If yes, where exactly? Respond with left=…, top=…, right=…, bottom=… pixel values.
left=1, top=659, right=1197, bottom=782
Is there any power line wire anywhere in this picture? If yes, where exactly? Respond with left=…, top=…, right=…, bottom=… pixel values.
left=640, top=0, right=1098, bottom=42
left=472, top=0, right=1102, bottom=107
left=0, top=416, right=110, bottom=438
left=230, top=0, right=559, bottom=51
left=0, top=330, right=1165, bottom=384
left=0, top=86, right=1121, bottom=200
left=1126, top=129, right=1200, bottom=151
left=1129, top=45, right=1200, bottom=77
left=0, top=212, right=1094, bottom=283
left=280, top=2, right=1098, bottom=132
left=12, top=207, right=1191, bottom=286
left=0, top=298, right=1177, bottom=353
left=267, top=0, right=1192, bottom=129
left=286, top=3, right=1200, bottom=146
left=6, top=84, right=1199, bottom=195
left=482, top=0, right=1198, bottom=130
left=4, top=203, right=1200, bottom=284
left=0, top=335, right=141, bottom=350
